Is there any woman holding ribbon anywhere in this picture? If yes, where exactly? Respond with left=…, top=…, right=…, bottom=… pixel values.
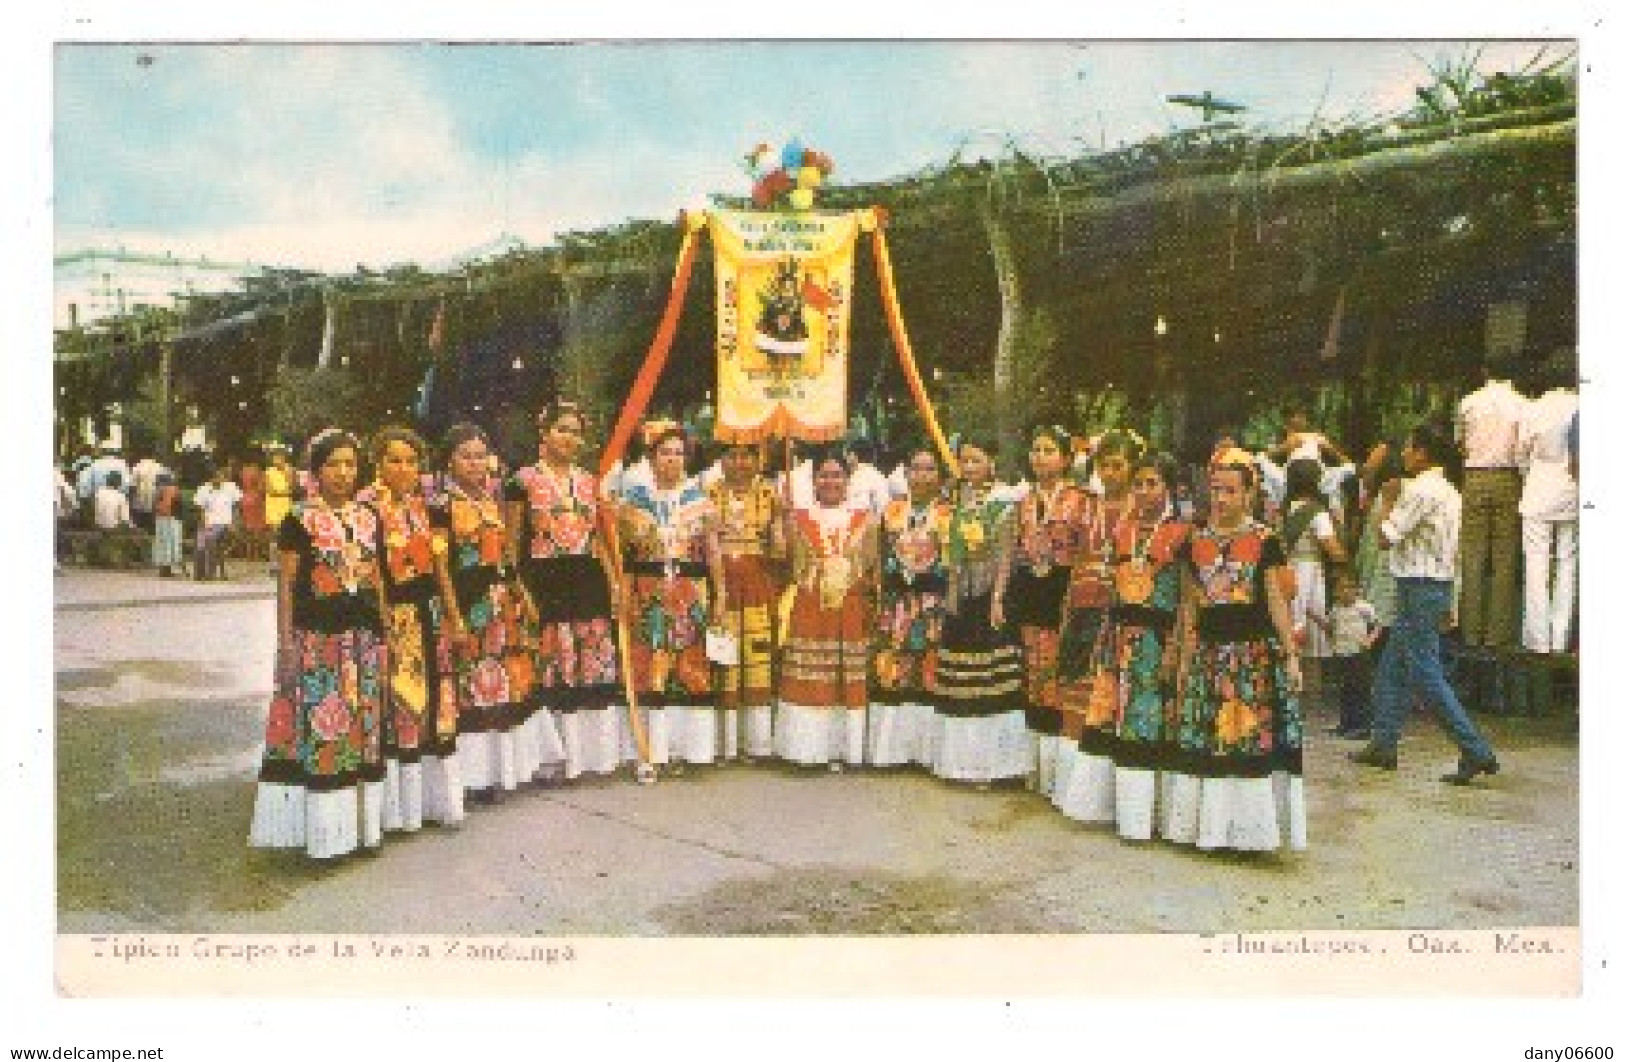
left=869, top=445, right=952, bottom=767
left=617, top=422, right=725, bottom=772
left=505, top=401, right=627, bottom=780
left=775, top=446, right=880, bottom=771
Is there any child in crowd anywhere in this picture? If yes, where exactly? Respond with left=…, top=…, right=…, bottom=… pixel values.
left=1309, top=570, right=1381, bottom=739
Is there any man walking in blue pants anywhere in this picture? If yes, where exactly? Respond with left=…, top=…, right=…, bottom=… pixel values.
left=1350, top=420, right=1501, bottom=785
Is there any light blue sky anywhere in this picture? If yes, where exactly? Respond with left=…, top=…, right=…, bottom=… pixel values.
left=54, top=39, right=1564, bottom=271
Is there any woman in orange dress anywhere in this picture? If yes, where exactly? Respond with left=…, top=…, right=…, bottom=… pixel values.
left=775, top=446, right=880, bottom=770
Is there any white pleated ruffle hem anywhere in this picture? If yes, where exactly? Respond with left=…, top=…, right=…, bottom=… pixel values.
left=866, top=702, right=932, bottom=766
left=556, top=706, right=632, bottom=778
left=927, top=709, right=1034, bottom=782
left=1053, top=749, right=1115, bottom=820
left=774, top=703, right=868, bottom=766
left=248, top=780, right=384, bottom=859
left=1159, top=771, right=1308, bottom=852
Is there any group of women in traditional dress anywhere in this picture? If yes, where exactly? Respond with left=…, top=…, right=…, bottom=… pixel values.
left=248, top=401, right=1306, bottom=862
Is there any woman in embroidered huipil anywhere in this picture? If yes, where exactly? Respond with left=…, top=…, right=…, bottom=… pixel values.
left=1053, top=427, right=1144, bottom=818
left=707, top=441, right=784, bottom=761
left=930, top=437, right=1032, bottom=787
left=362, top=426, right=465, bottom=827
left=776, top=447, right=880, bottom=771
left=434, top=423, right=562, bottom=801
left=249, top=429, right=390, bottom=859
left=617, top=423, right=725, bottom=773
left=869, top=446, right=951, bottom=768
left=1068, top=451, right=1193, bottom=840
left=504, top=401, right=626, bottom=780
left=1007, top=426, right=1089, bottom=795
left=1164, top=455, right=1307, bottom=852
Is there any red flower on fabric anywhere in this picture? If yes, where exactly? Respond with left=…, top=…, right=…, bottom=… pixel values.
left=310, top=693, right=353, bottom=742
left=1230, top=533, right=1263, bottom=565
left=311, top=565, right=343, bottom=596
left=394, top=713, right=421, bottom=750
left=306, top=508, right=345, bottom=552
left=470, top=658, right=510, bottom=705
left=1190, top=537, right=1220, bottom=568
left=265, top=695, right=297, bottom=748
left=483, top=617, right=507, bottom=657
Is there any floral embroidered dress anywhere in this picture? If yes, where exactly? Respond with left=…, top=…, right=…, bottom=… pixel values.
left=1008, top=481, right=1089, bottom=794
left=1054, top=513, right=1192, bottom=839
left=249, top=499, right=388, bottom=859
left=776, top=505, right=878, bottom=767
left=620, top=479, right=718, bottom=766
left=367, top=485, right=462, bottom=828
left=707, top=476, right=783, bottom=759
left=1166, top=521, right=1307, bottom=852
left=869, top=495, right=951, bottom=767
left=1051, top=491, right=1133, bottom=805
left=504, top=462, right=624, bottom=779
left=930, top=488, right=1033, bottom=783
left=436, top=479, right=561, bottom=795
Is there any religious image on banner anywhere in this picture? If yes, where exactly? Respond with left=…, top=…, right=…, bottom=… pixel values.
left=711, top=208, right=865, bottom=442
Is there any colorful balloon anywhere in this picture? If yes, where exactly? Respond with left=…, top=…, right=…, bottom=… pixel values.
left=781, top=138, right=805, bottom=173
left=797, top=165, right=823, bottom=190
left=788, top=187, right=815, bottom=210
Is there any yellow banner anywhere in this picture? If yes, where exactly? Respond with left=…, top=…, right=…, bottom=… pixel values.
left=711, top=209, right=865, bottom=442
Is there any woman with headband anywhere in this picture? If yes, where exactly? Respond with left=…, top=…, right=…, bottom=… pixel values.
left=1071, top=451, right=1192, bottom=840
left=869, top=444, right=952, bottom=767
left=617, top=420, right=725, bottom=773
left=1007, top=425, right=1089, bottom=795
left=434, top=423, right=562, bottom=803
left=707, top=439, right=785, bottom=761
left=505, top=400, right=629, bottom=781
left=361, top=426, right=469, bottom=827
left=1162, top=450, right=1306, bottom=852
left=1053, top=427, right=1143, bottom=819
left=249, top=428, right=390, bottom=859
left=776, top=444, right=881, bottom=771
left=930, top=435, right=1032, bottom=788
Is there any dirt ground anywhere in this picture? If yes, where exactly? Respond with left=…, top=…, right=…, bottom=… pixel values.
left=54, top=569, right=1580, bottom=937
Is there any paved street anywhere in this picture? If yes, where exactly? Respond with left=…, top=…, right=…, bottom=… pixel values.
left=54, top=566, right=1579, bottom=937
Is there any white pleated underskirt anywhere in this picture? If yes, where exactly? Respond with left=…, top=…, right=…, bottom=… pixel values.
left=248, top=780, right=384, bottom=859
left=459, top=710, right=563, bottom=793
left=926, top=709, right=1034, bottom=782
left=556, top=706, right=634, bottom=778
left=723, top=706, right=776, bottom=760
left=1160, top=771, right=1308, bottom=852
left=1053, top=748, right=1115, bottom=820
left=1031, top=733, right=1062, bottom=796
left=774, top=702, right=869, bottom=766
left=867, top=702, right=933, bottom=766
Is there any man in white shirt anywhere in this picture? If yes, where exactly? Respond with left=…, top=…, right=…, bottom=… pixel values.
left=193, top=466, right=243, bottom=581
left=1517, top=349, right=1579, bottom=655
left=93, top=470, right=134, bottom=530
left=79, top=442, right=131, bottom=524
left=1351, top=421, right=1500, bottom=785
left=844, top=438, right=891, bottom=515
left=1454, top=358, right=1528, bottom=651
left=128, top=451, right=164, bottom=533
